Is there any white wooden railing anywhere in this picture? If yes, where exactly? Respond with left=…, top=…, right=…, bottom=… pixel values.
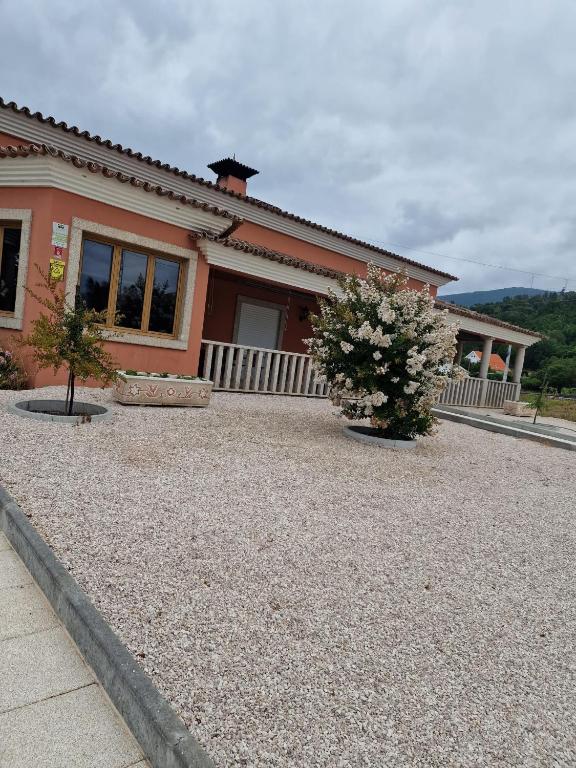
left=200, top=340, right=329, bottom=397
left=201, top=339, right=520, bottom=406
left=438, top=378, right=519, bottom=408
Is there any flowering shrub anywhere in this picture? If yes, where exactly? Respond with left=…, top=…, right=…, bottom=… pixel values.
left=305, top=266, right=465, bottom=440
left=0, top=349, right=27, bottom=390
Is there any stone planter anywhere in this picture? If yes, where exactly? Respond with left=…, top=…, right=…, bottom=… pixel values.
left=114, top=371, right=213, bottom=407
left=503, top=399, right=537, bottom=417
left=343, top=424, right=417, bottom=449
left=7, top=399, right=111, bottom=424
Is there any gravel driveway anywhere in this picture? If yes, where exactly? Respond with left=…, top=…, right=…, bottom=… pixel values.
left=1, top=387, right=575, bottom=767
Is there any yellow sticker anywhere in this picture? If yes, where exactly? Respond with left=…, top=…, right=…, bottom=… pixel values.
left=49, top=258, right=66, bottom=282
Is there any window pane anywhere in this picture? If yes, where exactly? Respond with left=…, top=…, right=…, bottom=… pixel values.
left=148, top=258, right=181, bottom=334
left=0, top=227, right=21, bottom=313
left=79, top=240, right=113, bottom=312
left=116, top=250, right=148, bottom=330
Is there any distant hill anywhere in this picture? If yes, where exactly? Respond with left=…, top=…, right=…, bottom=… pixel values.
left=439, top=286, right=546, bottom=307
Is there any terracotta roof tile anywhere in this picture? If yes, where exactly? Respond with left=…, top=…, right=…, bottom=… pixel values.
left=0, top=98, right=457, bottom=281
left=0, top=142, right=235, bottom=220
left=191, top=231, right=346, bottom=280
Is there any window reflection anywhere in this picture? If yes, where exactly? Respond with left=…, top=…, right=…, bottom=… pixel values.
left=0, top=227, right=21, bottom=313
left=149, top=258, right=180, bottom=334
left=116, top=250, right=148, bottom=329
left=79, top=240, right=113, bottom=312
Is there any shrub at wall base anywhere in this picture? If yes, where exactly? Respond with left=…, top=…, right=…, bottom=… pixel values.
left=306, top=265, right=465, bottom=444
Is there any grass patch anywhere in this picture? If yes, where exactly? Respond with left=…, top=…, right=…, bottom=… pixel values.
left=520, top=394, right=576, bottom=422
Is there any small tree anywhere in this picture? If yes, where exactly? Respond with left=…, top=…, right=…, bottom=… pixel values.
left=23, top=269, right=119, bottom=415
left=306, top=266, right=465, bottom=440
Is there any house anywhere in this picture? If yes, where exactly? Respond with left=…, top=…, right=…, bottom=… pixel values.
left=465, top=351, right=508, bottom=373
left=0, top=98, right=541, bottom=407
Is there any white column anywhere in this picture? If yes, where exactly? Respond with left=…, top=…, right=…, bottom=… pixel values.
left=479, top=337, right=493, bottom=379
left=513, top=346, right=526, bottom=384
left=455, top=340, right=465, bottom=366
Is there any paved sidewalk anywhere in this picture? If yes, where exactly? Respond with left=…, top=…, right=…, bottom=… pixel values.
left=0, top=532, right=149, bottom=768
left=433, top=406, right=576, bottom=451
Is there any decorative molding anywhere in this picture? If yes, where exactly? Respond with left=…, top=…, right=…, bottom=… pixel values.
left=67, top=218, right=198, bottom=351
left=198, top=238, right=342, bottom=297
left=0, top=155, right=229, bottom=235
left=0, top=208, right=32, bottom=330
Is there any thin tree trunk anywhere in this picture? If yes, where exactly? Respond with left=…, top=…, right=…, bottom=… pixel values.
left=64, top=372, right=71, bottom=414
left=67, top=372, right=75, bottom=416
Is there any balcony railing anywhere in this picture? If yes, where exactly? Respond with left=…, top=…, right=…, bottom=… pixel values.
left=438, top=378, right=519, bottom=408
left=201, top=339, right=520, bottom=406
left=200, top=340, right=329, bottom=397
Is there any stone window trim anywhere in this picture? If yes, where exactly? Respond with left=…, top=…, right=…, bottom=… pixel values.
left=0, top=208, right=32, bottom=331
left=67, top=218, right=198, bottom=350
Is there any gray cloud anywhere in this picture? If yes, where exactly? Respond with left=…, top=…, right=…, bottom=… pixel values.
left=1, top=0, right=575, bottom=293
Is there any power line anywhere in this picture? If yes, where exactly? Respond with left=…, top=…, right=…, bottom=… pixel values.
left=370, top=238, right=576, bottom=286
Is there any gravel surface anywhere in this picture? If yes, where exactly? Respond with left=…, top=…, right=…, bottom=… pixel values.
left=1, top=386, right=575, bottom=767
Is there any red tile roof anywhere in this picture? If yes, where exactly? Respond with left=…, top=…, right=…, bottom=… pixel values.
left=470, top=352, right=508, bottom=371
left=0, top=142, right=235, bottom=220
left=191, top=230, right=346, bottom=280
left=0, top=98, right=457, bottom=281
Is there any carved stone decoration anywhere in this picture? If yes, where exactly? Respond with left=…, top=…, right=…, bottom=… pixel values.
left=114, top=372, right=213, bottom=407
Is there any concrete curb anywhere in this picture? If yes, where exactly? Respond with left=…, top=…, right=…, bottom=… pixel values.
left=433, top=408, right=576, bottom=452
left=0, top=485, right=215, bottom=768
left=7, top=399, right=113, bottom=424
left=343, top=425, right=416, bottom=449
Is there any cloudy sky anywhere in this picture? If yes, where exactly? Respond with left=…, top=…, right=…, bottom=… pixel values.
left=1, top=0, right=575, bottom=294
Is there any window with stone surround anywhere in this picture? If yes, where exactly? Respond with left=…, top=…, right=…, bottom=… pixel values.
left=0, top=223, right=21, bottom=315
left=78, top=236, right=184, bottom=337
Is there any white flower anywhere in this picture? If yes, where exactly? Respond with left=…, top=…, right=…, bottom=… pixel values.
left=340, top=341, right=354, bottom=354
left=356, top=320, right=374, bottom=340
left=403, top=380, right=419, bottom=395
left=377, top=298, right=396, bottom=324
left=391, top=376, right=399, bottom=383
left=334, top=372, right=345, bottom=382
left=371, top=391, right=388, bottom=406
left=344, top=378, right=353, bottom=389
left=369, top=327, right=393, bottom=347
left=373, top=351, right=382, bottom=361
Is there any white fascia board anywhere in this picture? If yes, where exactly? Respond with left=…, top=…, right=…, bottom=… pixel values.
left=439, top=307, right=539, bottom=347
left=0, top=155, right=229, bottom=233
left=0, top=110, right=454, bottom=287
left=199, top=239, right=341, bottom=296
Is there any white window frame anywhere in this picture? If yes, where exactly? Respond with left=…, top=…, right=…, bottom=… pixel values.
left=0, top=209, right=32, bottom=330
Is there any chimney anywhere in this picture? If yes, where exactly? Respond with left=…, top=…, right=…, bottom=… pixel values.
left=207, top=157, right=259, bottom=196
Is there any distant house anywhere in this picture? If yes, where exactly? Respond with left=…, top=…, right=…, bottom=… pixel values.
left=465, top=351, right=508, bottom=373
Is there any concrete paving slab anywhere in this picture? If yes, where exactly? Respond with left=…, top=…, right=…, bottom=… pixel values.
left=0, top=683, right=143, bottom=768
left=0, top=549, right=33, bottom=589
left=0, top=533, right=9, bottom=551
left=0, top=626, right=94, bottom=713
left=0, top=584, right=58, bottom=641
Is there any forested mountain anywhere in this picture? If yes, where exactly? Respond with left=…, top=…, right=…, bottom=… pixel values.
left=441, top=286, right=546, bottom=307
left=471, top=291, right=576, bottom=388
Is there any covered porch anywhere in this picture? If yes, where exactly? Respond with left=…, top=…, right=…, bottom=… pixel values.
left=198, top=274, right=538, bottom=407
left=200, top=267, right=329, bottom=397
left=194, top=235, right=540, bottom=406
